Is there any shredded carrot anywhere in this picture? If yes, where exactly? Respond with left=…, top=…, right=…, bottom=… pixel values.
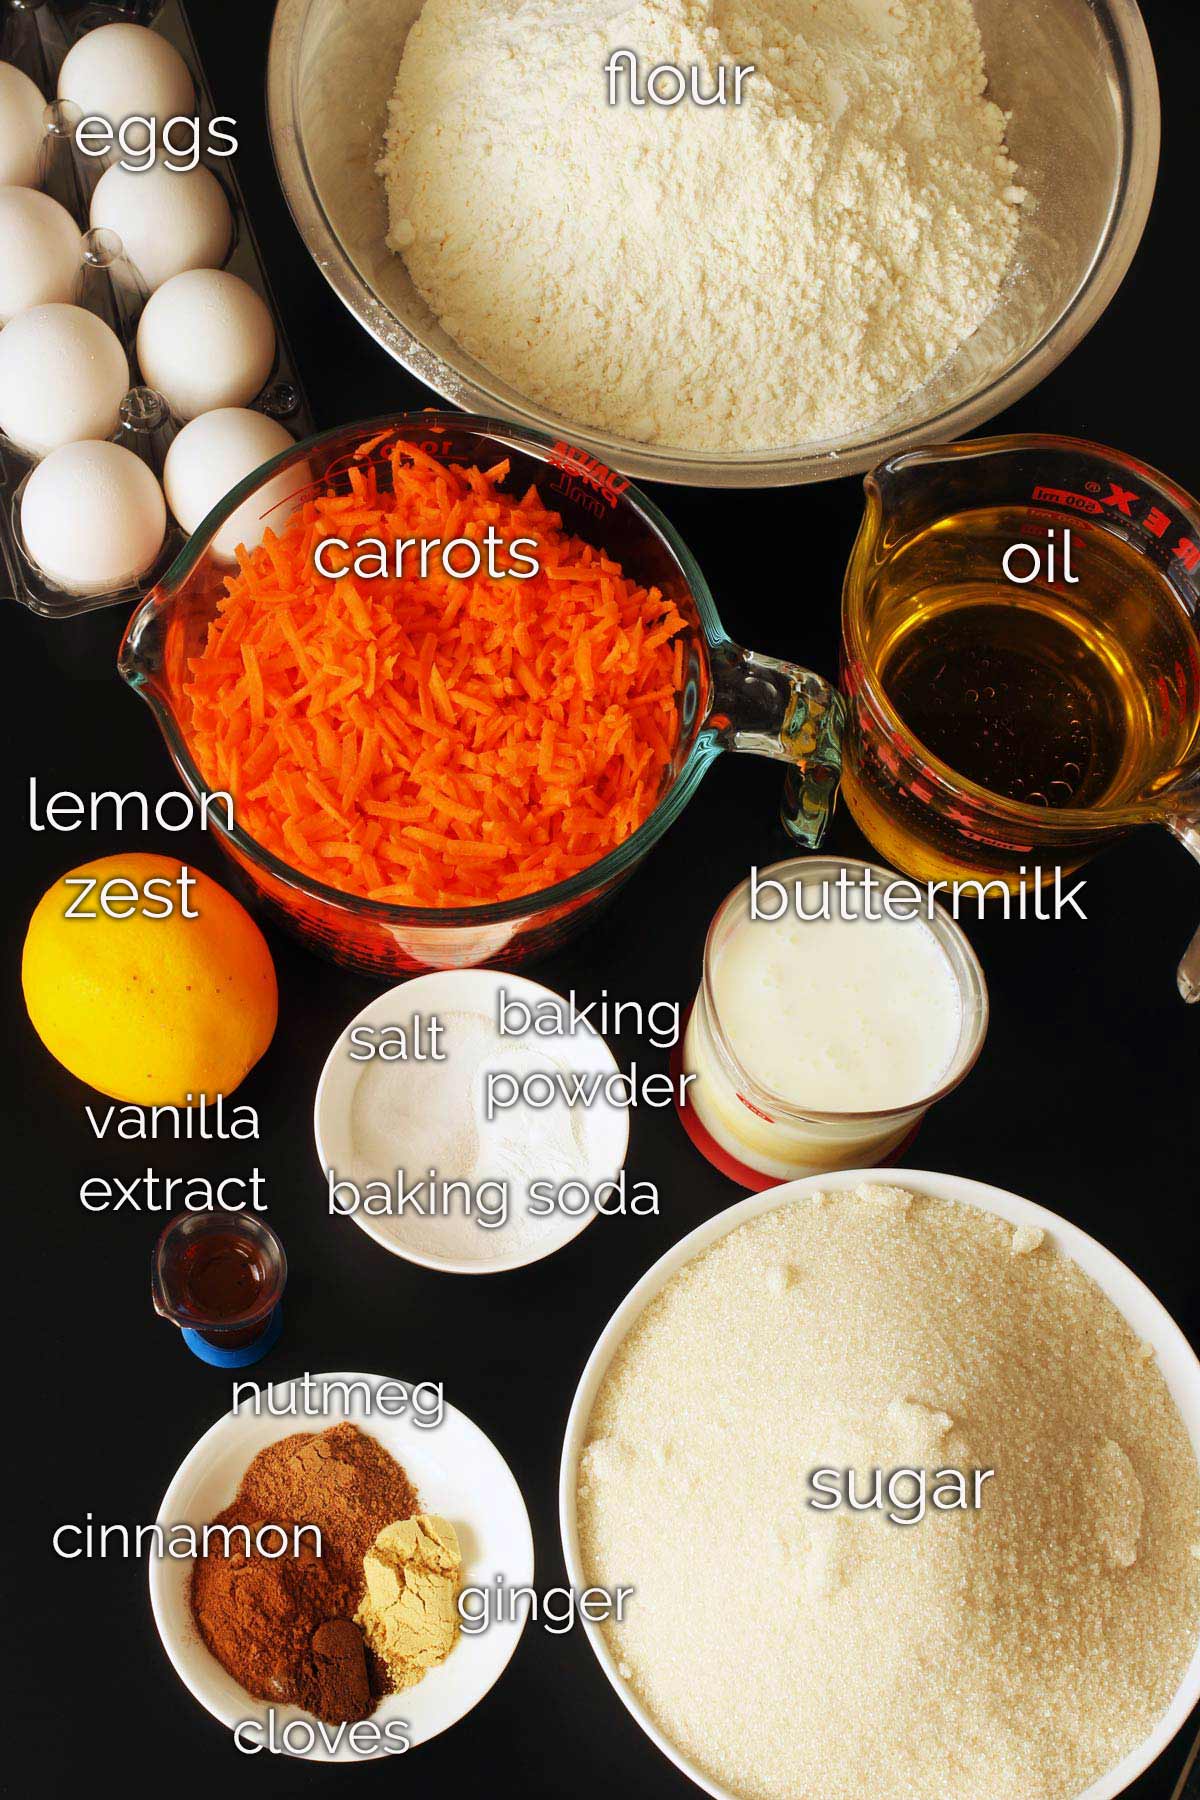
left=185, top=442, right=685, bottom=907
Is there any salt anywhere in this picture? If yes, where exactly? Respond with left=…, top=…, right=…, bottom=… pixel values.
left=346, top=1008, right=593, bottom=1263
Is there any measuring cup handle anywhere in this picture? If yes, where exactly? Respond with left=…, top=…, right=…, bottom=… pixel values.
left=709, top=642, right=845, bottom=848
left=1165, top=809, right=1200, bottom=1002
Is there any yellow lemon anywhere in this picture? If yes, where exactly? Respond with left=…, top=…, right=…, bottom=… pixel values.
left=22, top=853, right=277, bottom=1105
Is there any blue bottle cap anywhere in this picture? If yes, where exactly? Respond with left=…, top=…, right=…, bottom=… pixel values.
left=180, top=1304, right=283, bottom=1368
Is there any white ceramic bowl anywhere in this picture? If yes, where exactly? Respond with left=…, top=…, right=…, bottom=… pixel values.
left=314, top=971, right=631, bottom=1275
left=559, top=1168, right=1200, bottom=1800
left=151, top=1371, right=534, bottom=1762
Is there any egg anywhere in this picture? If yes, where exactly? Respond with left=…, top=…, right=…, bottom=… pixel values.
left=0, top=303, right=128, bottom=456
left=0, top=61, right=46, bottom=188
left=0, top=187, right=84, bottom=322
left=21, top=439, right=166, bottom=593
left=163, top=409, right=309, bottom=561
left=57, top=24, right=193, bottom=152
left=136, top=269, right=276, bottom=421
left=89, top=160, right=232, bottom=292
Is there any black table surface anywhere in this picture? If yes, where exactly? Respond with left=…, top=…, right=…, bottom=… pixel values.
left=9, top=0, right=1200, bottom=1793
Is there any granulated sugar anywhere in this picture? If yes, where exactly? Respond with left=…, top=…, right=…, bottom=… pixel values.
left=378, top=0, right=1023, bottom=452
left=577, top=1185, right=1200, bottom=1800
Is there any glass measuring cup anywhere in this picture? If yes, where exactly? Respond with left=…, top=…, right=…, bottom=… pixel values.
left=151, top=1213, right=287, bottom=1367
left=838, top=435, right=1200, bottom=998
left=119, top=413, right=843, bottom=976
left=681, top=855, right=989, bottom=1183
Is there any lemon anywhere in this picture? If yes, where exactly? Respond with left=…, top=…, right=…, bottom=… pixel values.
left=22, top=853, right=278, bottom=1105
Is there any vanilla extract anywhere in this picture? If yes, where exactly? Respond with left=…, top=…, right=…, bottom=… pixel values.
left=84, top=1093, right=259, bottom=1140
left=177, top=1229, right=270, bottom=1321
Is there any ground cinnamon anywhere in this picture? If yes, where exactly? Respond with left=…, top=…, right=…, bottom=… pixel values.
left=190, top=1423, right=418, bottom=1723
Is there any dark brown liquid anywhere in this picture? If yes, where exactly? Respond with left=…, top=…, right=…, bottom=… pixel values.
left=879, top=594, right=1125, bottom=808
left=178, top=1233, right=267, bottom=1321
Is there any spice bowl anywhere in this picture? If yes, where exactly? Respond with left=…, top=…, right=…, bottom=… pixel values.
left=560, top=1168, right=1200, bottom=1800
left=119, top=411, right=843, bottom=978
left=150, top=1371, right=534, bottom=1763
left=314, top=970, right=631, bottom=1274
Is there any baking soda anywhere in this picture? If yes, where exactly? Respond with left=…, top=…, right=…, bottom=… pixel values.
left=347, top=1009, right=591, bottom=1260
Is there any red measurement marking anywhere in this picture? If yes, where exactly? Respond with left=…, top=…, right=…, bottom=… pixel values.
left=548, top=441, right=631, bottom=509
left=1155, top=672, right=1174, bottom=727
left=1031, top=485, right=1103, bottom=515
left=1101, top=482, right=1138, bottom=516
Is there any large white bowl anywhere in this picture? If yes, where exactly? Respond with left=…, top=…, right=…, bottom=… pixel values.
left=559, top=1168, right=1200, bottom=1800
left=151, top=1371, right=534, bottom=1762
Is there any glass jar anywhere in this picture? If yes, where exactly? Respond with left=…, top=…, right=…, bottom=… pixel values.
left=151, top=1213, right=287, bottom=1367
left=681, top=856, right=989, bottom=1182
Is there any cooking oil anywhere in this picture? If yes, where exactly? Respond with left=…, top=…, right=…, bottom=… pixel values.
left=842, top=505, right=1200, bottom=885
left=881, top=591, right=1143, bottom=811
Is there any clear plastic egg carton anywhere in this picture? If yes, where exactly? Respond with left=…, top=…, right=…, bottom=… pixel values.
left=0, top=0, right=314, bottom=619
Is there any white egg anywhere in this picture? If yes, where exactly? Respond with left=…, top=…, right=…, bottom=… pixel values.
left=21, top=439, right=166, bottom=593
left=163, top=408, right=309, bottom=562
left=90, top=160, right=232, bottom=292
left=0, top=61, right=46, bottom=188
left=0, top=302, right=128, bottom=455
left=0, top=186, right=83, bottom=321
left=57, top=24, right=193, bottom=152
left=136, top=269, right=275, bottom=421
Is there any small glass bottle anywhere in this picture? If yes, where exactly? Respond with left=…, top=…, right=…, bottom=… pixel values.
left=152, top=1214, right=286, bottom=1367
left=680, top=856, right=989, bottom=1186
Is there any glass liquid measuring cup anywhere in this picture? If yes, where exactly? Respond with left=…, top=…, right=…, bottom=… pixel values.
left=152, top=1213, right=287, bottom=1368
left=836, top=435, right=1200, bottom=998
left=682, top=855, right=989, bottom=1183
left=120, top=414, right=844, bottom=976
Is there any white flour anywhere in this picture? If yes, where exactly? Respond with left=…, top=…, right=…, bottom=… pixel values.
left=378, top=0, right=1024, bottom=452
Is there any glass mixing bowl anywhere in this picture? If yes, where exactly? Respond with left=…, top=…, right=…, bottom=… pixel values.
left=118, top=414, right=843, bottom=976
left=267, top=0, right=1158, bottom=489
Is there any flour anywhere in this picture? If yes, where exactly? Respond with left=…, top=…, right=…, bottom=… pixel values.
left=378, top=0, right=1024, bottom=452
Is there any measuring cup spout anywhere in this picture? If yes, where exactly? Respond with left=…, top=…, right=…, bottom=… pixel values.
left=118, top=578, right=172, bottom=694
left=708, top=642, right=844, bottom=847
